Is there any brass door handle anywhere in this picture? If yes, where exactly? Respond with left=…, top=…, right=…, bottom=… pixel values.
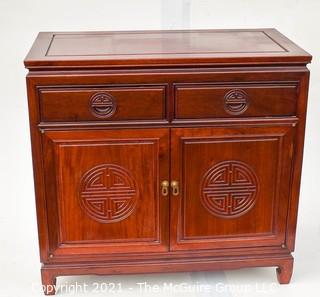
left=161, top=180, right=169, bottom=196
left=171, top=180, right=179, bottom=196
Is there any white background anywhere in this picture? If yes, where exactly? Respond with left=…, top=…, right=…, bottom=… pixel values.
left=0, top=0, right=319, bottom=296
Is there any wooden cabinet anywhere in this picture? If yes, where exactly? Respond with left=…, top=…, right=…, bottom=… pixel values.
left=25, top=29, right=311, bottom=295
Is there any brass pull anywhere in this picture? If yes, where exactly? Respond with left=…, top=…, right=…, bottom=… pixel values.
left=161, top=180, right=169, bottom=196
left=171, top=180, right=179, bottom=196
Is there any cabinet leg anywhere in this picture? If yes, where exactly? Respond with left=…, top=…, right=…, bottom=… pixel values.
left=276, top=258, right=294, bottom=284
left=41, top=269, right=57, bottom=295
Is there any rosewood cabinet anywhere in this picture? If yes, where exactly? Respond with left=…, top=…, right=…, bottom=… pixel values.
left=24, top=29, right=312, bottom=295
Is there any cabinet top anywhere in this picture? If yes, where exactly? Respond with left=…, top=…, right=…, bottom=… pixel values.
left=24, top=29, right=311, bottom=70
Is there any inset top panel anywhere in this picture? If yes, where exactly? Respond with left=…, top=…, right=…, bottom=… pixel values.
left=47, top=31, right=285, bottom=56
left=24, top=29, right=312, bottom=69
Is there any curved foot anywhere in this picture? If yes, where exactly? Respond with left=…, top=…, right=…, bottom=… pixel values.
left=276, top=258, right=294, bottom=284
left=41, top=269, right=57, bottom=295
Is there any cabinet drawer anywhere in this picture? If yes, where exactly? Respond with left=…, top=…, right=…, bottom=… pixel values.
left=174, top=83, right=298, bottom=119
left=39, top=86, right=166, bottom=122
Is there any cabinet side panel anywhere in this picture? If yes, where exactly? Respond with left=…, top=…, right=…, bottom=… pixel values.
left=286, top=70, right=310, bottom=251
left=26, top=76, right=50, bottom=262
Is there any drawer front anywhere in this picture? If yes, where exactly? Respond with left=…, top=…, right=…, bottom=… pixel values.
left=174, top=83, right=298, bottom=119
left=39, top=86, right=166, bottom=122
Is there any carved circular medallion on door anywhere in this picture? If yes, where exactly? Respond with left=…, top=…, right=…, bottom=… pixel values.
left=79, top=164, right=138, bottom=223
left=89, top=92, right=117, bottom=118
left=201, top=160, right=259, bottom=218
left=224, top=89, right=249, bottom=115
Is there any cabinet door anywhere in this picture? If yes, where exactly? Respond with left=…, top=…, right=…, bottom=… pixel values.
left=42, top=129, right=169, bottom=257
left=170, top=126, right=294, bottom=251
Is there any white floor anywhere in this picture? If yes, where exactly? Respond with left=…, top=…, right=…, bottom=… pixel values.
left=1, top=257, right=320, bottom=297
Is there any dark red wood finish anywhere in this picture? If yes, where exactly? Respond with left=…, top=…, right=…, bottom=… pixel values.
left=24, top=29, right=311, bottom=295
left=175, top=83, right=298, bottom=118
left=42, top=129, right=169, bottom=256
left=170, top=126, right=295, bottom=251
left=39, top=86, right=166, bottom=122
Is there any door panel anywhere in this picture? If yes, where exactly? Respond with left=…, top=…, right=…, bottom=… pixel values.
left=170, top=126, right=294, bottom=251
left=42, top=129, right=169, bottom=256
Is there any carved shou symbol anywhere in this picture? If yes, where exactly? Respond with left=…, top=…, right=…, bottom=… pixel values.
left=201, top=160, right=258, bottom=218
left=224, top=89, right=249, bottom=115
left=79, top=164, right=138, bottom=223
left=89, top=92, right=117, bottom=118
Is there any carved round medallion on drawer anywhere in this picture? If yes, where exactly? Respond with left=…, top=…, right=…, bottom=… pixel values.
left=224, top=89, right=249, bottom=115
left=79, top=164, right=138, bottom=223
left=89, top=92, right=116, bottom=118
left=200, top=160, right=258, bottom=219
